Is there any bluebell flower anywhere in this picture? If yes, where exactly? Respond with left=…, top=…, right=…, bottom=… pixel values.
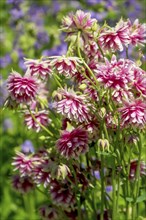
left=3, top=118, right=13, bottom=131
left=0, top=54, right=11, bottom=68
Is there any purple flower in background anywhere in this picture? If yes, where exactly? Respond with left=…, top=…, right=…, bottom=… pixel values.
left=21, top=140, right=34, bottom=154
left=3, top=118, right=13, bottom=131
left=0, top=78, right=9, bottom=106
left=7, top=0, right=23, bottom=4
left=42, top=43, right=67, bottom=56
left=0, top=54, right=11, bottom=68
left=106, top=185, right=113, bottom=193
left=10, top=8, right=24, bottom=20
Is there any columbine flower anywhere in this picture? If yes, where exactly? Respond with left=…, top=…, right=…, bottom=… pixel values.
left=7, top=71, right=37, bottom=103
left=129, top=160, right=146, bottom=180
left=12, top=152, right=36, bottom=176
left=54, top=88, right=90, bottom=123
left=95, top=55, right=134, bottom=102
left=24, top=58, right=52, bottom=80
left=119, top=99, right=146, bottom=127
left=128, top=19, right=146, bottom=46
left=50, top=179, right=75, bottom=206
left=98, top=19, right=130, bottom=51
left=62, top=10, right=97, bottom=43
left=56, top=127, right=88, bottom=158
left=11, top=175, right=34, bottom=193
left=32, top=159, right=51, bottom=188
left=51, top=56, right=81, bottom=77
left=132, top=67, right=146, bottom=98
left=39, top=205, right=58, bottom=220
left=24, top=110, right=51, bottom=132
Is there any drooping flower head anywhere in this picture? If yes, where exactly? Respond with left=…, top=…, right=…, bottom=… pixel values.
left=32, top=158, right=51, bottom=188
left=128, top=19, right=146, bottom=46
left=11, top=175, right=34, bottom=193
left=95, top=55, right=134, bottom=102
left=62, top=10, right=97, bottom=44
left=12, top=152, right=38, bottom=177
left=7, top=71, right=37, bottom=103
left=39, top=205, right=59, bottom=220
left=98, top=19, right=130, bottom=52
left=24, top=110, right=51, bottom=132
left=54, top=88, right=90, bottom=123
left=24, top=58, right=52, bottom=80
left=51, top=56, right=81, bottom=77
left=21, top=140, right=34, bottom=154
left=56, top=127, right=88, bottom=159
left=129, top=159, right=146, bottom=180
left=50, top=179, right=75, bottom=206
left=119, top=99, right=146, bottom=127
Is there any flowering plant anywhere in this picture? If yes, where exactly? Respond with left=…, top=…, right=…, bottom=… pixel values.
left=4, top=10, right=146, bottom=220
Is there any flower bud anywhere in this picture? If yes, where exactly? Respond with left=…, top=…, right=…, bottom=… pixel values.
left=98, top=138, right=109, bottom=151
left=98, top=107, right=106, bottom=119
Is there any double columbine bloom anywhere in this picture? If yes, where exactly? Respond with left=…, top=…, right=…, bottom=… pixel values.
left=6, top=9, right=146, bottom=220
left=7, top=71, right=38, bottom=103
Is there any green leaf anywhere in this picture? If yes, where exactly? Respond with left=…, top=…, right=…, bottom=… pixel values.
left=125, top=197, right=134, bottom=202
left=136, top=193, right=146, bottom=203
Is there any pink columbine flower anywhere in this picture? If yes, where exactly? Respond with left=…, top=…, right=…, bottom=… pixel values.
left=119, top=99, right=146, bottom=127
left=132, top=67, right=146, bottom=98
left=33, top=159, right=51, bottom=188
left=98, top=19, right=130, bottom=51
left=129, top=159, right=146, bottom=180
left=24, top=58, right=52, bottom=80
left=12, top=175, right=34, bottom=193
left=51, top=56, right=81, bottom=77
left=128, top=19, right=146, bottom=46
left=24, top=110, right=51, bottom=132
left=95, top=55, right=134, bottom=102
left=54, top=88, right=90, bottom=123
left=12, top=152, right=37, bottom=177
left=39, top=205, right=58, bottom=220
left=50, top=179, right=75, bottom=206
left=56, top=127, right=88, bottom=158
left=62, top=10, right=97, bottom=43
left=7, top=71, right=37, bottom=103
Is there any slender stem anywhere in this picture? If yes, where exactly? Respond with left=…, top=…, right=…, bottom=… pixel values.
left=100, top=154, right=105, bottom=220
left=53, top=73, right=63, bottom=88
left=112, top=158, right=117, bottom=220
left=27, top=107, right=53, bottom=137
left=77, top=31, right=100, bottom=91
left=132, top=133, right=142, bottom=220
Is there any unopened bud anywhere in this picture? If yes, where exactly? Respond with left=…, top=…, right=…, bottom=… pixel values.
left=98, top=107, right=106, bottom=119
left=98, top=138, right=109, bottom=151
left=79, top=84, right=87, bottom=90
left=56, top=164, right=70, bottom=180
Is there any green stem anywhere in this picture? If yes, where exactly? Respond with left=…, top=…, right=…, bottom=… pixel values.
left=132, top=133, right=142, bottom=220
left=100, top=154, right=105, bottom=220
left=77, top=31, right=100, bottom=91
left=53, top=73, right=63, bottom=88
left=27, top=107, right=53, bottom=137
left=112, top=158, right=117, bottom=220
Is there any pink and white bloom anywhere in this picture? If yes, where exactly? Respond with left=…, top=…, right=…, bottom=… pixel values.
left=39, top=205, right=58, bottom=220
left=7, top=71, right=37, bottom=103
left=24, top=110, right=51, bottom=132
left=62, top=10, right=97, bottom=44
left=24, top=58, right=52, bottom=80
left=128, top=19, right=146, bottom=46
left=56, top=127, right=88, bottom=158
left=50, top=179, right=75, bottom=206
left=119, top=99, right=146, bottom=127
left=32, top=159, right=51, bottom=188
left=12, top=152, right=37, bottom=177
left=54, top=88, right=90, bottom=123
left=98, top=19, right=130, bottom=51
left=12, top=175, right=34, bottom=193
left=51, top=56, right=80, bottom=77
left=129, top=159, right=146, bottom=180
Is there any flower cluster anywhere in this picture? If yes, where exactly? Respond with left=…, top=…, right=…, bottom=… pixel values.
left=5, top=9, right=146, bottom=220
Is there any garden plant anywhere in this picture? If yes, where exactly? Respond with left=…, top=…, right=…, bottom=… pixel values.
left=1, top=1, right=146, bottom=220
